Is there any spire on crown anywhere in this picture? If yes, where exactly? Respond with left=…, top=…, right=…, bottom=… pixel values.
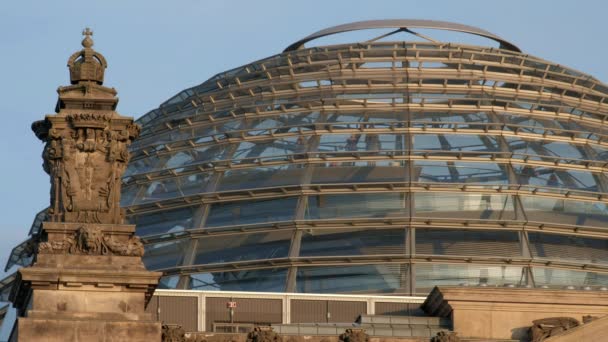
left=67, top=27, right=107, bottom=85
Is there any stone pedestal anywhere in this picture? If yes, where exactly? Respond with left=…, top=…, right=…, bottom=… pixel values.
left=12, top=222, right=162, bottom=342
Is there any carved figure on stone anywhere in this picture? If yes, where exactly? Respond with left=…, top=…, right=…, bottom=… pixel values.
left=38, top=225, right=144, bottom=257
left=246, top=326, right=281, bottom=342
left=162, top=324, right=186, bottom=342
left=530, top=317, right=580, bottom=342
left=431, top=331, right=460, bottom=342
left=338, top=328, right=369, bottom=342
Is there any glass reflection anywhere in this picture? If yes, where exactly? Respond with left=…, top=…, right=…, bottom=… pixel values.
left=532, top=268, right=608, bottom=288
left=521, top=196, right=608, bottom=227
left=136, top=173, right=212, bottom=204
left=415, top=161, right=508, bottom=185
left=416, top=229, right=520, bottom=257
left=415, top=264, right=525, bottom=294
left=130, top=206, right=198, bottom=237
left=414, top=193, right=515, bottom=220
left=513, top=165, right=600, bottom=192
left=219, top=165, right=305, bottom=191
left=296, top=265, right=406, bottom=294
left=311, top=161, right=407, bottom=184
left=205, top=197, right=298, bottom=228
left=528, top=232, right=608, bottom=264
left=193, top=231, right=293, bottom=264
left=144, top=239, right=189, bottom=270
left=299, top=228, right=405, bottom=257
left=187, top=268, right=287, bottom=292
left=413, top=134, right=499, bottom=153
left=305, top=193, right=408, bottom=220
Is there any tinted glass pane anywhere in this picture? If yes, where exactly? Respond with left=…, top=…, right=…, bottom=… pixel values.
left=413, top=134, right=499, bottom=152
left=135, top=173, right=212, bottom=204
left=157, top=275, right=181, bottom=289
left=305, top=193, right=408, bottom=220
left=411, top=111, right=492, bottom=125
left=219, top=165, right=305, bottom=191
left=415, top=161, right=508, bottom=185
left=130, top=206, right=199, bottom=237
left=528, top=232, right=608, bottom=264
left=317, top=134, right=404, bottom=154
left=415, top=264, right=525, bottom=295
left=311, top=161, right=407, bottom=184
left=507, top=138, right=594, bottom=161
left=416, top=229, right=520, bottom=257
left=143, top=239, right=189, bottom=270
left=521, top=196, right=608, bottom=227
left=205, top=197, right=298, bottom=227
left=296, top=265, right=407, bottom=294
left=513, top=165, right=600, bottom=192
left=532, top=268, right=608, bottom=288
left=299, top=228, right=405, bottom=257
left=414, top=193, right=515, bottom=220
left=193, top=231, right=293, bottom=264
left=231, top=136, right=304, bottom=162
left=187, top=268, right=287, bottom=292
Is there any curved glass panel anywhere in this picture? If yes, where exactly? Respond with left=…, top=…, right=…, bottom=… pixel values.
left=414, top=193, right=516, bottom=220
left=416, top=229, right=521, bottom=257
left=296, top=265, right=407, bottom=294
left=135, top=173, right=212, bottom=205
left=528, top=232, right=608, bottom=265
left=299, top=228, right=406, bottom=257
left=311, top=161, right=407, bottom=184
left=205, top=197, right=298, bottom=228
left=193, top=231, right=293, bottom=265
left=130, top=206, right=199, bottom=237
left=415, top=161, right=509, bottom=185
left=219, top=166, right=305, bottom=191
left=143, top=239, right=189, bottom=270
left=415, top=264, right=525, bottom=294
left=513, top=165, right=600, bottom=192
left=305, top=193, right=408, bottom=220
left=521, top=196, right=608, bottom=227
left=413, top=134, right=499, bottom=153
left=186, top=268, right=287, bottom=292
left=532, top=268, right=608, bottom=288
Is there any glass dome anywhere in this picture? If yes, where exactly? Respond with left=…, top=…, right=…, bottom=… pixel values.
left=122, top=21, right=608, bottom=295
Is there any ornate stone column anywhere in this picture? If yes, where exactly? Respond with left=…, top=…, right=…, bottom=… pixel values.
left=10, top=29, right=162, bottom=341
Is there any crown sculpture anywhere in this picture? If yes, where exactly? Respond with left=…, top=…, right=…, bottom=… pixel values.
left=10, top=29, right=162, bottom=341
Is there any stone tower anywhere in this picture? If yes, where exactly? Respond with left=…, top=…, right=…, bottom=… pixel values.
left=10, top=29, right=162, bottom=341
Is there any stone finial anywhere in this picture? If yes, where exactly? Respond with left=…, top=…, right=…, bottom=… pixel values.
left=67, top=27, right=107, bottom=85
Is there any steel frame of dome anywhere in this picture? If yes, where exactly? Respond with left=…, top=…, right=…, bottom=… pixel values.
left=121, top=21, right=608, bottom=295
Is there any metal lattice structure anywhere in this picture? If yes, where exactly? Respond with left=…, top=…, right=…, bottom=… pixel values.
left=121, top=20, right=608, bottom=295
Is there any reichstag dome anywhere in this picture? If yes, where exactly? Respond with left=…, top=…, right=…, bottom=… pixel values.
left=120, top=20, right=608, bottom=295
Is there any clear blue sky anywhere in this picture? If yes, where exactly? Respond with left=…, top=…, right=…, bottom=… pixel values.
left=1, top=0, right=607, bottom=281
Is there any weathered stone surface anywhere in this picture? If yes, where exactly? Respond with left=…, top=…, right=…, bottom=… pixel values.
left=530, top=317, right=580, bottom=342
left=423, top=286, right=608, bottom=341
